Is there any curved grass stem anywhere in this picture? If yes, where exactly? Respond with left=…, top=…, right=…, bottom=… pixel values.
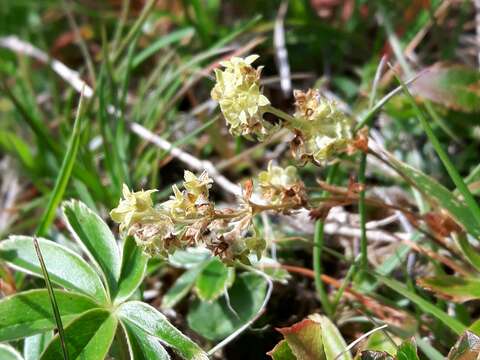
left=313, top=165, right=338, bottom=316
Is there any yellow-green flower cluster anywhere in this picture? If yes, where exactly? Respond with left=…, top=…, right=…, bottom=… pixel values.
left=257, top=161, right=306, bottom=209
left=162, top=171, right=213, bottom=220
left=110, top=185, right=174, bottom=256
left=211, top=55, right=271, bottom=138
left=290, top=89, right=353, bottom=164
left=110, top=185, right=158, bottom=232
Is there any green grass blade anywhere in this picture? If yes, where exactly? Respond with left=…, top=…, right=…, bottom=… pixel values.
left=378, top=276, right=465, bottom=335
left=33, top=238, right=69, bottom=360
left=36, top=93, right=85, bottom=237
left=392, top=72, right=480, bottom=229
left=132, top=27, right=195, bottom=69
left=32, top=93, right=86, bottom=360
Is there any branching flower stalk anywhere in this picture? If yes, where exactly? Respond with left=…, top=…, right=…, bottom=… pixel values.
left=111, top=164, right=308, bottom=264
left=111, top=55, right=361, bottom=309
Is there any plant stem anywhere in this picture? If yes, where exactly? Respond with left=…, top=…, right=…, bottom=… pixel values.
left=313, top=165, right=338, bottom=316
left=313, top=220, right=333, bottom=316
left=265, top=105, right=296, bottom=123
left=358, top=153, right=368, bottom=269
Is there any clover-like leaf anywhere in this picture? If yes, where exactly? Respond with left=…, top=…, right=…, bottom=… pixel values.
left=63, top=200, right=121, bottom=295
left=115, top=236, right=148, bottom=303
left=0, top=236, right=108, bottom=303
left=195, top=257, right=235, bottom=302
left=0, top=289, right=98, bottom=342
left=118, top=301, right=208, bottom=360
left=187, top=272, right=267, bottom=341
left=40, top=309, right=117, bottom=360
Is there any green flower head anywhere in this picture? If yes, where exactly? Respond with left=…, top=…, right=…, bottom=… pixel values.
left=110, top=184, right=157, bottom=232
left=211, top=55, right=271, bottom=138
left=290, top=89, right=353, bottom=164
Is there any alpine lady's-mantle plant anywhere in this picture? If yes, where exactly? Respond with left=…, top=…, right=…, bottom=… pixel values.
left=0, top=200, right=208, bottom=360
left=108, top=55, right=357, bottom=265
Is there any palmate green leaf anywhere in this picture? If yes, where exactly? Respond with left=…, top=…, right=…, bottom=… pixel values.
left=40, top=308, right=117, bottom=360
left=118, top=301, right=208, bottom=360
left=317, top=315, right=352, bottom=360
left=63, top=200, right=121, bottom=296
left=195, top=257, right=234, bottom=302
left=0, top=236, right=108, bottom=303
left=162, top=264, right=205, bottom=309
left=0, top=344, right=23, bottom=360
left=0, top=289, right=97, bottom=341
left=24, top=332, right=53, bottom=360
left=378, top=276, right=466, bottom=335
left=115, top=236, right=148, bottom=303
left=122, top=320, right=170, bottom=360
left=447, top=331, right=480, bottom=359
left=187, top=272, right=267, bottom=341
left=417, top=275, right=480, bottom=302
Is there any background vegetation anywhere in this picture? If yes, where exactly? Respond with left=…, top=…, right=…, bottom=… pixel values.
left=1, top=0, right=480, bottom=359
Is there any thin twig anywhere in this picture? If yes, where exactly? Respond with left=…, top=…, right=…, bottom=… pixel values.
left=273, top=0, right=291, bottom=97
left=129, top=122, right=242, bottom=197
left=0, top=36, right=94, bottom=98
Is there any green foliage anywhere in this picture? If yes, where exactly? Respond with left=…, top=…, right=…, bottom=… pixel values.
left=411, top=65, right=480, bottom=113
left=0, top=290, right=97, bottom=341
left=194, top=257, right=235, bottom=302
left=0, top=200, right=206, bottom=360
left=3, top=1, right=480, bottom=359
left=268, top=314, right=352, bottom=360
left=417, top=276, right=480, bottom=303
left=187, top=272, right=266, bottom=341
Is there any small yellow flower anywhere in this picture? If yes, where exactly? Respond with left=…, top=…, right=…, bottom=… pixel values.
left=290, top=89, right=353, bottom=164
left=258, top=161, right=299, bottom=190
left=211, top=55, right=271, bottom=138
left=257, top=161, right=306, bottom=207
left=183, top=170, right=213, bottom=199
left=162, top=184, right=198, bottom=220
left=110, top=184, right=157, bottom=232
